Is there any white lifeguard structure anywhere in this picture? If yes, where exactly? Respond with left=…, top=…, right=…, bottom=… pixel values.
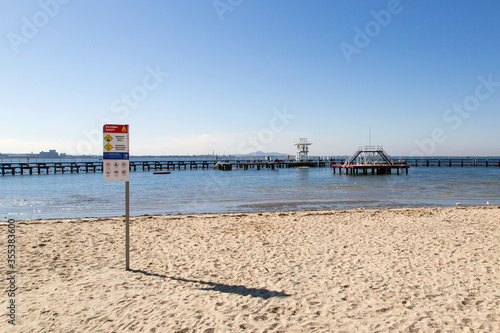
left=294, top=138, right=312, bottom=162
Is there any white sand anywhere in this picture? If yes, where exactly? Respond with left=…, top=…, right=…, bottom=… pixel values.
left=1, top=206, right=499, bottom=332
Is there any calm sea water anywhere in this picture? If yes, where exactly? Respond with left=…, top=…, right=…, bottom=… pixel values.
left=1, top=166, right=500, bottom=220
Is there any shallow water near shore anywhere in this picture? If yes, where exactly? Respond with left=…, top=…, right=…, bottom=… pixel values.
left=2, top=166, right=500, bottom=220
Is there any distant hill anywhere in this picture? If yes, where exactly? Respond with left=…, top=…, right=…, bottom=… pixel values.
left=234, top=151, right=291, bottom=157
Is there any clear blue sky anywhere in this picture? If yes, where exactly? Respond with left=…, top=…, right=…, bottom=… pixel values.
left=1, top=0, right=499, bottom=156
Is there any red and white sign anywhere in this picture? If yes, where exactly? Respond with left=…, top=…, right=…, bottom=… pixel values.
left=103, top=124, right=129, bottom=182
left=103, top=124, right=128, bottom=133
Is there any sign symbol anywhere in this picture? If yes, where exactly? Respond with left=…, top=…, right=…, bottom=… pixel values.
left=121, top=126, right=127, bottom=132
left=104, top=134, right=113, bottom=142
left=105, top=143, right=113, bottom=151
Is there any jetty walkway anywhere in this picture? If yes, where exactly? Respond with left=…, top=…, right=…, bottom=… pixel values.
left=1, top=158, right=499, bottom=175
left=0, top=160, right=214, bottom=175
left=0, top=160, right=328, bottom=175
left=214, top=161, right=328, bottom=171
left=331, top=163, right=410, bottom=175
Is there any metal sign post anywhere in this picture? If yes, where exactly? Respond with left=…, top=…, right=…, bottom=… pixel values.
left=125, top=181, right=130, bottom=270
left=103, top=124, right=130, bottom=270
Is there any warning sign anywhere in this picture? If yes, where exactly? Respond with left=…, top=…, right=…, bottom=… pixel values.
left=103, top=124, right=129, bottom=182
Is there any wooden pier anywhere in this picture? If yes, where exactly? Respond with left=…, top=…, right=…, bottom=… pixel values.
left=1, top=157, right=498, bottom=176
left=406, top=159, right=500, bottom=167
left=0, top=160, right=214, bottom=175
left=214, top=161, right=328, bottom=171
left=331, top=164, right=409, bottom=175
left=1, top=162, right=103, bottom=175
left=129, top=161, right=213, bottom=171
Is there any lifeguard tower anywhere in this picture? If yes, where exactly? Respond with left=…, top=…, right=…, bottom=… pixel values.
left=294, top=138, right=312, bottom=162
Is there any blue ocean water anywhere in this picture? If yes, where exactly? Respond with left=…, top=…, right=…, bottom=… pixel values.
left=1, top=166, right=500, bottom=220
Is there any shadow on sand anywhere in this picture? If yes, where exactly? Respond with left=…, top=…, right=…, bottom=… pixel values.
left=130, top=269, right=291, bottom=299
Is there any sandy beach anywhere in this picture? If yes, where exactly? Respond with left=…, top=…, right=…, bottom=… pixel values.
left=1, top=206, right=499, bottom=332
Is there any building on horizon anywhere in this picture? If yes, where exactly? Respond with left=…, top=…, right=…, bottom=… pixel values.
left=38, top=150, right=66, bottom=158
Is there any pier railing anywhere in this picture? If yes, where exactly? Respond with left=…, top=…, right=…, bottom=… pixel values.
left=343, top=146, right=395, bottom=168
